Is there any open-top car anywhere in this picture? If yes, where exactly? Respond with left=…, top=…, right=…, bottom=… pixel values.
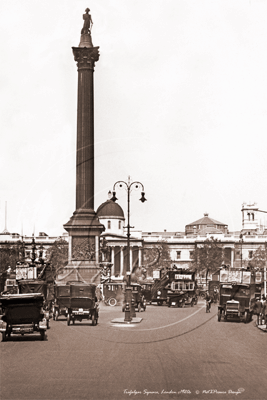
left=0, top=293, right=47, bottom=341
left=67, top=283, right=99, bottom=326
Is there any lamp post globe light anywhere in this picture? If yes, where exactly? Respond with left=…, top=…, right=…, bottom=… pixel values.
left=111, top=176, right=146, bottom=287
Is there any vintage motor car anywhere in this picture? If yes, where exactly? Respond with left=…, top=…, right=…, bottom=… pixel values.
left=17, top=279, right=50, bottom=328
left=67, top=283, right=99, bottom=326
left=0, top=293, right=47, bottom=341
left=217, top=269, right=256, bottom=323
left=141, top=282, right=153, bottom=304
left=122, top=283, right=146, bottom=312
left=52, top=284, right=70, bottom=320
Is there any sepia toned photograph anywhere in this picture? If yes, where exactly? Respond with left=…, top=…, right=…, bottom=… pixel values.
left=0, top=1, right=266, bottom=399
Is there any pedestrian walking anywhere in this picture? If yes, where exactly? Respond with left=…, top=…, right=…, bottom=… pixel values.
left=253, top=297, right=263, bottom=326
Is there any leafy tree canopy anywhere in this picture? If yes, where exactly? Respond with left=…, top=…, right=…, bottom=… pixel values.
left=143, top=240, right=172, bottom=277
left=191, top=237, right=224, bottom=282
left=247, top=244, right=267, bottom=272
left=45, top=238, right=68, bottom=279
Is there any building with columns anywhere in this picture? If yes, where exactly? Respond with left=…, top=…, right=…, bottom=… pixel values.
left=96, top=194, right=143, bottom=278
left=1, top=203, right=266, bottom=282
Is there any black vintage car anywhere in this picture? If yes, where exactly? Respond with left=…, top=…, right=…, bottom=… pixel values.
left=17, top=279, right=50, bottom=328
left=122, top=283, right=146, bottom=312
left=0, top=293, right=47, bottom=341
left=52, top=284, right=70, bottom=320
left=141, top=282, right=153, bottom=304
left=67, top=283, right=99, bottom=326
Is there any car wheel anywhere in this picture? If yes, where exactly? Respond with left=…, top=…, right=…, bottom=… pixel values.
left=92, top=313, right=95, bottom=326
left=109, top=298, right=117, bottom=307
left=157, top=301, right=162, bottom=306
left=67, top=314, right=71, bottom=326
left=244, top=312, right=248, bottom=324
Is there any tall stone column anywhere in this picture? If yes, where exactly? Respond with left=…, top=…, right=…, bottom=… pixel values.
left=61, top=10, right=104, bottom=284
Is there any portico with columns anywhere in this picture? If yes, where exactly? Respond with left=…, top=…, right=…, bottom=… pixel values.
left=96, top=194, right=144, bottom=278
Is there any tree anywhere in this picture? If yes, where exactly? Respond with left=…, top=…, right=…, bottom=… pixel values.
left=45, top=238, right=68, bottom=280
left=0, top=241, right=25, bottom=292
left=247, top=244, right=267, bottom=272
left=143, top=240, right=172, bottom=277
left=0, top=241, right=25, bottom=274
left=191, top=237, right=224, bottom=284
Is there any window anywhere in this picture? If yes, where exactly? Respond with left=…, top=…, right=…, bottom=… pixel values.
left=251, top=213, right=254, bottom=221
left=107, top=220, right=111, bottom=229
left=176, top=251, right=181, bottom=259
left=249, top=251, right=253, bottom=259
left=189, top=251, right=193, bottom=259
left=118, top=221, right=121, bottom=229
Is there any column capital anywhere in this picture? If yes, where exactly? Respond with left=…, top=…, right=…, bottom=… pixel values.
left=72, top=46, right=100, bottom=70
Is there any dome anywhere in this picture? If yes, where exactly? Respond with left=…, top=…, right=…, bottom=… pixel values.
left=96, top=200, right=125, bottom=219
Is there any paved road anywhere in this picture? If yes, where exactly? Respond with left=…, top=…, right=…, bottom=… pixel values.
left=1, top=301, right=266, bottom=400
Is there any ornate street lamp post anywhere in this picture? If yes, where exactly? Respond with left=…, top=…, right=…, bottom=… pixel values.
left=111, top=177, right=146, bottom=323
left=111, top=176, right=146, bottom=285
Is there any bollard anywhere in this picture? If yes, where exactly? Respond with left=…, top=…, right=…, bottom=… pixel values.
left=124, top=287, right=132, bottom=323
left=124, top=302, right=132, bottom=323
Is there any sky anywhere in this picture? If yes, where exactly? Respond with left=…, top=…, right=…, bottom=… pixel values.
left=1, top=0, right=267, bottom=236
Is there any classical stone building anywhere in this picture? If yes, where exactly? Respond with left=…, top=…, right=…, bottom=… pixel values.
left=96, top=194, right=143, bottom=277
left=1, top=202, right=266, bottom=283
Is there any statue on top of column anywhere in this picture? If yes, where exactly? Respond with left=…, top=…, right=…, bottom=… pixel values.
left=81, top=8, right=93, bottom=35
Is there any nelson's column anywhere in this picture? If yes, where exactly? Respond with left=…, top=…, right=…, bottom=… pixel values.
left=60, top=8, right=105, bottom=283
